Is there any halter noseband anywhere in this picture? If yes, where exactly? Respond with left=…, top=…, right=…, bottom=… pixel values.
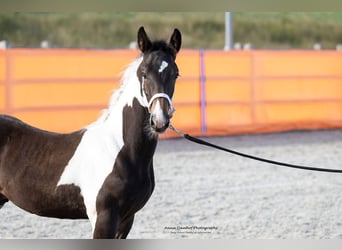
left=141, top=76, right=175, bottom=117
left=148, top=93, right=175, bottom=116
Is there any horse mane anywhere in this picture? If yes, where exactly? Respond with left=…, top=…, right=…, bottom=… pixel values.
left=108, top=56, right=143, bottom=108
left=87, top=56, right=143, bottom=127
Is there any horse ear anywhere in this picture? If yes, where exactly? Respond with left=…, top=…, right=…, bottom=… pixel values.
left=169, top=28, right=182, bottom=54
left=137, top=26, right=152, bottom=53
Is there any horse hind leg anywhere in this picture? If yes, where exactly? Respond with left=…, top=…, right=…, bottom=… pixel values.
left=0, top=193, right=9, bottom=209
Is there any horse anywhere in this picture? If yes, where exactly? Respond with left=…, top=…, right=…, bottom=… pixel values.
left=0, top=26, right=182, bottom=239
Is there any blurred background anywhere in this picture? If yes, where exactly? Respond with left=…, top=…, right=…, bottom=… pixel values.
left=1, top=12, right=342, bottom=50
left=0, top=12, right=342, bottom=136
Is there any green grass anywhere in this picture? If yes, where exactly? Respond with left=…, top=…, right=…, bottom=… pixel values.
left=234, top=12, right=342, bottom=49
left=0, top=12, right=341, bottom=49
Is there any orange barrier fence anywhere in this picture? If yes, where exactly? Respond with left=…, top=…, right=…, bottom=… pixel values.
left=0, top=49, right=342, bottom=138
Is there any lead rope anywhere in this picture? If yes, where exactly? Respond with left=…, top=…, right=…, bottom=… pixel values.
left=169, top=124, right=342, bottom=173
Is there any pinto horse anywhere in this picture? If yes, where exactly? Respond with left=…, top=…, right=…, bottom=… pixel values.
left=0, top=27, right=181, bottom=239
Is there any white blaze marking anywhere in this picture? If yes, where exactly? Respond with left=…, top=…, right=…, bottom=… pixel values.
left=158, top=60, right=168, bottom=73
left=153, top=100, right=165, bottom=122
left=56, top=57, right=146, bottom=233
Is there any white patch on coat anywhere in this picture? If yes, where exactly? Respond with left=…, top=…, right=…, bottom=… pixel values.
left=158, top=60, right=168, bottom=73
left=57, top=56, right=147, bottom=233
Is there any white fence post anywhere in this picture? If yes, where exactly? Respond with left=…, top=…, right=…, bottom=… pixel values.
left=224, top=12, right=233, bottom=51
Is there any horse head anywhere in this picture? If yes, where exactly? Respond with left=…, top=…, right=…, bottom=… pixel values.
left=136, top=26, right=182, bottom=133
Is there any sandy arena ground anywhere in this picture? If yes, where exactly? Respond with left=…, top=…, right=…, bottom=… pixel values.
left=1, top=129, right=342, bottom=239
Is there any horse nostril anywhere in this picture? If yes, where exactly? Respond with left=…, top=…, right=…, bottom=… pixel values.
left=150, top=115, right=156, bottom=128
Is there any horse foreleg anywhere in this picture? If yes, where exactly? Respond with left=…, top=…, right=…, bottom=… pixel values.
left=115, top=215, right=135, bottom=239
left=92, top=206, right=120, bottom=239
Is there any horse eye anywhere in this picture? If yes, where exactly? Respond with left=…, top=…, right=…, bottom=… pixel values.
left=141, top=72, right=147, bottom=79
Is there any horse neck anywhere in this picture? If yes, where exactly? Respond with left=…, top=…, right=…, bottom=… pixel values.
left=122, top=99, right=158, bottom=161
left=104, top=89, right=158, bottom=171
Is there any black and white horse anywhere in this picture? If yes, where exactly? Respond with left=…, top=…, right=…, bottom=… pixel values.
left=0, top=27, right=181, bottom=238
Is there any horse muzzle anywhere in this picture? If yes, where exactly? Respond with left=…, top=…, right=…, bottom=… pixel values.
left=150, top=113, right=170, bottom=133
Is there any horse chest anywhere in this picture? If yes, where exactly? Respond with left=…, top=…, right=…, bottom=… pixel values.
left=114, top=164, right=155, bottom=214
left=119, top=183, right=153, bottom=218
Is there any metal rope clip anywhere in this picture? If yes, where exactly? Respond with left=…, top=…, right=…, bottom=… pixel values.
left=168, top=123, right=185, bottom=137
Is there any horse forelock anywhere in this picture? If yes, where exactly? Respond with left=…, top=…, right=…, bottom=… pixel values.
left=147, top=40, right=176, bottom=58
